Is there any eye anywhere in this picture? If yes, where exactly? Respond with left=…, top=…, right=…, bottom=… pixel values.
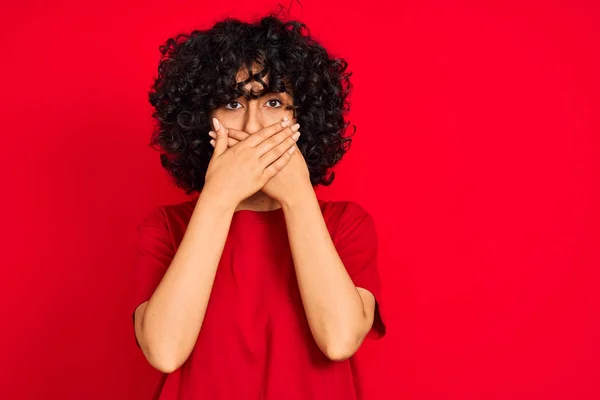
left=265, top=99, right=283, bottom=108
left=224, top=101, right=243, bottom=110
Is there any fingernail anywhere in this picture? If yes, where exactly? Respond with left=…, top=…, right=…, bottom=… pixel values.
left=291, top=123, right=300, bottom=132
left=210, top=139, right=215, bottom=146
left=213, top=118, right=220, bottom=131
left=208, top=131, right=216, bottom=138
left=281, top=119, right=291, bottom=128
left=292, top=131, right=301, bottom=140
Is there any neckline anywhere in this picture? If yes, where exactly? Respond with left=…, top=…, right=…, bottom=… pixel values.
left=188, top=195, right=327, bottom=224
left=189, top=195, right=284, bottom=224
left=232, top=206, right=285, bottom=224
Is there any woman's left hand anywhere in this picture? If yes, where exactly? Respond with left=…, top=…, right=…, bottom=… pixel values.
left=209, top=126, right=312, bottom=204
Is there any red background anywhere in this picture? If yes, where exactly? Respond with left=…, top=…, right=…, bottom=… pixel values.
left=1, top=1, right=599, bottom=399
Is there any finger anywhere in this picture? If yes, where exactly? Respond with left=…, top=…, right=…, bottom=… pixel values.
left=260, top=131, right=300, bottom=167
left=262, top=146, right=296, bottom=181
left=209, top=129, right=239, bottom=148
left=210, top=136, right=239, bottom=148
left=223, top=128, right=250, bottom=143
left=241, top=118, right=293, bottom=148
left=255, top=123, right=300, bottom=158
left=212, top=117, right=228, bottom=156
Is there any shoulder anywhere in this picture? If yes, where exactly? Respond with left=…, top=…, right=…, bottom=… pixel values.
left=319, top=199, right=374, bottom=224
left=138, top=205, right=167, bottom=228
left=138, top=197, right=197, bottom=230
left=318, top=199, right=376, bottom=237
left=136, top=198, right=197, bottom=252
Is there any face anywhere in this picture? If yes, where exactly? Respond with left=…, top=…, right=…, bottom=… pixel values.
left=210, top=62, right=296, bottom=134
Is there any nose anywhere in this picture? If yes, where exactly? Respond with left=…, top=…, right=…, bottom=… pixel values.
left=242, top=101, right=264, bottom=135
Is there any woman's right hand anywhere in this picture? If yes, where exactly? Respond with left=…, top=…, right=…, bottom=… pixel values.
left=203, top=117, right=301, bottom=207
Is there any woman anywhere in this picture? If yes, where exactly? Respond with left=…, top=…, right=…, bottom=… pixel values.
left=132, top=12, right=386, bottom=400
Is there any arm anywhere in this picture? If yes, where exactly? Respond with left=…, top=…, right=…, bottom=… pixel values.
left=281, top=186, right=377, bottom=361
left=134, top=188, right=236, bottom=373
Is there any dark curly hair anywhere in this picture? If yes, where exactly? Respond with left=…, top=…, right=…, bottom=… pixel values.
left=148, top=11, right=356, bottom=195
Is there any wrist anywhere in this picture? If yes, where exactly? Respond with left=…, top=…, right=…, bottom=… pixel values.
left=280, top=183, right=317, bottom=211
left=198, top=184, right=238, bottom=214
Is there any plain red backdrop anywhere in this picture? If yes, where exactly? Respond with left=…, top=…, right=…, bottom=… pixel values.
left=1, top=0, right=599, bottom=399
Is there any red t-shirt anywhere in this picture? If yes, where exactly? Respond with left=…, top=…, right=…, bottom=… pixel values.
left=132, top=196, right=386, bottom=400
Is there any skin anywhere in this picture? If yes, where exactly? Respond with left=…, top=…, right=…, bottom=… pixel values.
left=134, top=62, right=376, bottom=373
left=210, top=65, right=301, bottom=212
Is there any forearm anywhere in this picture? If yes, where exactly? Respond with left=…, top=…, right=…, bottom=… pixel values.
left=139, top=188, right=235, bottom=372
left=281, top=188, right=369, bottom=360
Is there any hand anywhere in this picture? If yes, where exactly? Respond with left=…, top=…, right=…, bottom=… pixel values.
left=204, top=117, right=301, bottom=207
left=209, top=117, right=312, bottom=204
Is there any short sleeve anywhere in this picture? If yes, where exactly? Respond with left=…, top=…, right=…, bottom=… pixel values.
left=131, top=206, right=176, bottom=345
left=333, top=201, right=387, bottom=340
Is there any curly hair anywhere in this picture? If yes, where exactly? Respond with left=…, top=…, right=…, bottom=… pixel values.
left=148, top=12, right=356, bottom=195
